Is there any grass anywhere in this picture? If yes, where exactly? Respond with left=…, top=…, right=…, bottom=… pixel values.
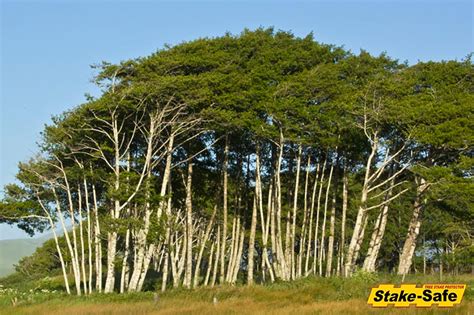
left=0, top=273, right=472, bottom=314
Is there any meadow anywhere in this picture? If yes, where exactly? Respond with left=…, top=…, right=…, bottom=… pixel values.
left=1, top=273, right=472, bottom=314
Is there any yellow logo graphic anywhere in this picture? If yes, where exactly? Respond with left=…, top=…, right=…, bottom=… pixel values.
left=367, top=284, right=466, bottom=307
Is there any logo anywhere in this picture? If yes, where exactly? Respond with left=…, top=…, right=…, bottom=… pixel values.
left=367, top=284, right=466, bottom=308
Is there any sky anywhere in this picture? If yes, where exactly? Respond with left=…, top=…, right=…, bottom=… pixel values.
left=0, top=0, right=472, bottom=240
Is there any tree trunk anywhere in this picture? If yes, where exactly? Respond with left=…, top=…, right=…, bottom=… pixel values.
left=161, top=236, right=170, bottom=292
left=120, top=228, right=131, bottom=293
left=319, top=163, right=334, bottom=276
left=211, top=225, right=220, bottom=287
left=104, top=231, right=117, bottom=293
left=193, top=205, right=216, bottom=287
left=226, top=217, right=239, bottom=282
left=305, top=162, right=320, bottom=275
left=298, top=155, right=311, bottom=278
left=77, top=185, right=88, bottom=294
left=326, top=184, right=336, bottom=277
left=38, top=197, right=71, bottom=295
left=161, top=186, right=173, bottom=292
left=137, top=243, right=158, bottom=291
left=53, top=188, right=82, bottom=295
left=313, top=159, right=327, bottom=274
left=184, top=162, right=193, bottom=288
left=204, top=242, right=215, bottom=286
left=362, top=181, right=393, bottom=272
left=339, top=165, right=348, bottom=276
left=92, top=183, right=102, bottom=292
left=275, top=130, right=289, bottom=279
left=398, top=178, right=428, bottom=275
left=220, top=135, right=229, bottom=284
left=247, top=198, right=258, bottom=285
left=231, top=225, right=245, bottom=284
left=83, top=178, right=93, bottom=293
left=345, top=138, right=378, bottom=277
left=255, top=143, right=274, bottom=282
left=291, top=145, right=302, bottom=280
left=104, top=118, right=122, bottom=293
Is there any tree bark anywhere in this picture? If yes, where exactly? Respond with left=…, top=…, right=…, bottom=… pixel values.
left=298, top=155, right=311, bottom=278
left=326, top=183, right=336, bottom=277
left=220, top=135, right=229, bottom=284
left=211, top=225, right=220, bottom=287
left=247, top=198, right=258, bottom=285
left=398, top=177, right=429, bottom=275
left=339, top=165, right=348, bottom=276
left=305, top=162, right=320, bottom=275
left=345, top=137, right=378, bottom=277
left=184, top=162, right=193, bottom=288
left=275, top=130, right=289, bottom=279
left=231, top=225, right=245, bottom=284
left=313, top=158, right=327, bottom=274
left=362, top=180, right=394, bottom=272
left=193, top=205, right=217, bottom=287
left=319, top=162, right=334, bottom=276
left=290, top=145, right=302, bottom=280
left=92, top=182, right=102, bottom=292
left=204, top=241, right=215, bottom=286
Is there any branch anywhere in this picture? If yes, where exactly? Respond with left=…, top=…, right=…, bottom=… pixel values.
left=368, top=164, right=408, bottom=193
left=365, top=187, right=410, bottom=211
left=370, top=180, right=407, bottom=200
left=171, top=135, right=224, bottom=169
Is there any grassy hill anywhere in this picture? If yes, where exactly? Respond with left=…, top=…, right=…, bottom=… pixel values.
left=0, top=235, right=51, bottom=277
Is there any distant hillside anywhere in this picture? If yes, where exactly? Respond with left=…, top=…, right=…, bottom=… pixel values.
left=0, top=234, right=51, bottom=277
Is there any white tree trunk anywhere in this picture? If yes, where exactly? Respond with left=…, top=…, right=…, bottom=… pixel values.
left=398, top=178, right=428, bottom=275
left=339, top=166, right=348, bottom=276
left=247, top=198, right=258, bottom=285
left=204, top=242, right=215, bottom=286
left=120, top=228, right=131, bottom=293
left=275, top=130, right=289, bottom=279
left=326, top=186, right=336, bottom=277
left=77, top=185, right=88, bottom=294
left=362, top=180, right=393, bottom=272
left=305, top=162, right=320, bottom=275
left=220, top=136, right=229, bottom=284
left=298, top=155, right=311, bottom=278
left=290, top=145, right=302, bottom=280
left=104, top=230, right=117, bottom=293
left=211, top=225, right=220, bottom=287
left=313, top=159, right=327, bottom=274
left=345, top=138, right=378, bottom=277
left=193, top=205, right=216, bottom=287
left=92, top=183, right=102, bottom=292
left=37, top=196, right=71, bottom=294
left=83, top=178, right=93, bottom=293
left=53, top=188, right=82, bottom=295
left=231, top=225, right=245, bottom=284
left=319, top=163, right=334, bottom=276
left=184, top=162, right=193, bottom=289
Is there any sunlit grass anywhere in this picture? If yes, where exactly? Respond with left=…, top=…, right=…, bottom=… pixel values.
left=1, top=273, right=472, bottom=314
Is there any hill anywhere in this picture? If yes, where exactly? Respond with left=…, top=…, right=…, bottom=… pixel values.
left=0, top=234, right=51, bottom=277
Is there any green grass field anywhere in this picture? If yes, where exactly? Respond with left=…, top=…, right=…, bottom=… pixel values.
left=0, top=273, right=472, bottom=314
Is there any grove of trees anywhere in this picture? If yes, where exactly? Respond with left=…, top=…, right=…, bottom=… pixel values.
left=1, top=29, right=473, bottom=295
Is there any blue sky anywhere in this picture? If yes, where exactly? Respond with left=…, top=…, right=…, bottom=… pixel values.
left=0, top=0, right=472, bottom=240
